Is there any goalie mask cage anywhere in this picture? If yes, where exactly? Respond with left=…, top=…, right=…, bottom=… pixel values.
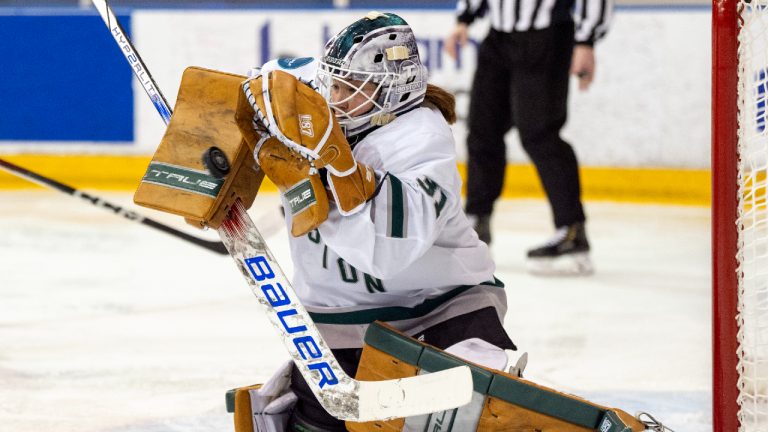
left=713, top=0, right=768, bottom=430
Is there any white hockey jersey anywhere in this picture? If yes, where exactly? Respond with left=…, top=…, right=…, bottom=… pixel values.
left=282, top=107, right=507, bottom=348
left=260, top=58, right=507, bottom=348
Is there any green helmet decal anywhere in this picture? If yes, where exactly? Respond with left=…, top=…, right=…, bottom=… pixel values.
left=324, top=12, right=409, bottom=66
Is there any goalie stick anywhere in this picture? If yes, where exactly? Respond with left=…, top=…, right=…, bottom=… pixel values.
left=91, top=0, right=473, bottom=421
left=0, top=158, right=227, bottom=255
left=0, top=0, right=228, bottom=254
left=90, top=0, right=171, bottom=125
left=220, top=200, right=472, bottom=421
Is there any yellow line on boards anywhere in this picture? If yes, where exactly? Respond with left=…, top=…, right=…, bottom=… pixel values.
left=0, top=154, right=154, bottom=191
left=0, top=155, right=710, bottom=206
left=456, top=164, right=711, bottom=206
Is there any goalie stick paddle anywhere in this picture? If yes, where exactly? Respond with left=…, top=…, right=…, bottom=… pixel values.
left=90, top=0, right=473, bottom=420
left=0, top=158, right=228, bottom=255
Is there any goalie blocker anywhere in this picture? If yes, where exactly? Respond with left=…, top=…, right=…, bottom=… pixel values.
left=227, top=321, right=648, bottom=432
left=133, top=67, right=264, bottom=229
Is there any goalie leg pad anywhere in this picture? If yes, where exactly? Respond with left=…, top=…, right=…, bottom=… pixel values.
left=347, top=322, right=647, bottom=432
left=226, top=360, right=297, bottom=432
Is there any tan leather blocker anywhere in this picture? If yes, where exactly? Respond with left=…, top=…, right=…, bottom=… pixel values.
left=347, top=322, right=647, bottom=432
left=243, top=70, right=376, bottom=215
left=133, top=67, right=263, bottom=229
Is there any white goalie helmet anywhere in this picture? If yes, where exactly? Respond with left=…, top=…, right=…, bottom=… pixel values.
left=317, top=11, right=429, bottom=137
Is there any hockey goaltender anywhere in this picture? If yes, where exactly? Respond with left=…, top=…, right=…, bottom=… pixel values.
left=129, top=9, right=671, bottom=432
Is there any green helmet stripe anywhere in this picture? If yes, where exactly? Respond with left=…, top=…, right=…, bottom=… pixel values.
left=326, top=13, right=408, bottom=62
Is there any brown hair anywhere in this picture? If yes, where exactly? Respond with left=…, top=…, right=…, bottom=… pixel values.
left=423, top=84, right=457, bottom=124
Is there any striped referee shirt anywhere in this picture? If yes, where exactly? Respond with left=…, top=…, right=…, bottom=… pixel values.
left=456, top=0, right=613, bottom=45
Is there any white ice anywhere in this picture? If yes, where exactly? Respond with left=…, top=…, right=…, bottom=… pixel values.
left=0, top=191, right=710, bottom=431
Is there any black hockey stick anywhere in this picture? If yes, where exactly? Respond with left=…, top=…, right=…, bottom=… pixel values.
left=0, top=158, right=228, bottom=255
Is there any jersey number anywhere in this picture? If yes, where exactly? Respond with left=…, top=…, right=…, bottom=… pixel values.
left=417, top=177, right=447, bottom=218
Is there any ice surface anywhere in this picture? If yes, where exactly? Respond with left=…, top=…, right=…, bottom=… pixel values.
left=0, top=191, right=710, bottom=431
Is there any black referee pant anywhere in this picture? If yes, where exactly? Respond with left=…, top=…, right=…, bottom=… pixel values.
left=464, top=22, right=586, bottom=229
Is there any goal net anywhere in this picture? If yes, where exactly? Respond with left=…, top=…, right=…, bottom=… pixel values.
left=714, top=0, right=768, bottom=430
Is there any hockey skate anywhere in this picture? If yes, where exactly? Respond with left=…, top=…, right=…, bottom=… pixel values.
left=526, top=222, right=593, bottom=276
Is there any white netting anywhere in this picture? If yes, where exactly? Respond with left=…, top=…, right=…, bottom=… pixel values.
left=738, top=1, right=768, bottom=429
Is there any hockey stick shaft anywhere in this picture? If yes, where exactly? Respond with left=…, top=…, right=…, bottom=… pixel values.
left=0, top=158, right=228, bottom=255
left=89, top=0, right=228, bottom=253
left=91, top=1, right=472, bottom=420
left=91, top=0, right=173, bottom=124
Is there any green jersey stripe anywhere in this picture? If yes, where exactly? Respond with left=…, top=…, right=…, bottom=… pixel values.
left=309, top=278, right=504, bottom=325
left=387, top=175, right=406, bottom=238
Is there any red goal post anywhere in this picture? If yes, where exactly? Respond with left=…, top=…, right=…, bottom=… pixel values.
left=712, top=0, right=740, bottom=428
left=713, top=0, right=768, bottom=430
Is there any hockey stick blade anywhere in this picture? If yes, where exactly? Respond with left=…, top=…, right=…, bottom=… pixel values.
left=0, top=158, right=227, bottom=255
left=219, top=200, right=472, bottom=421
left=353, top=366, right=473, bottom=421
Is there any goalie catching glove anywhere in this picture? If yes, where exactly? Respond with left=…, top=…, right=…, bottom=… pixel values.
left=255, top=137, right=330, bottom=237
left=238, top=69, right=377, bottom=217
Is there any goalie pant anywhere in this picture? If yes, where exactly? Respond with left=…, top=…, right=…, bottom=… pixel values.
left=227, top=307, right=516, bottom=432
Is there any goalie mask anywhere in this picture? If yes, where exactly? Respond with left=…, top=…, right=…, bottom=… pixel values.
left=317, top=11, right=429, bottom=137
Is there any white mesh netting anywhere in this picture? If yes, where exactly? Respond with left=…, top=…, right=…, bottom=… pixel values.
left=738, top=1, right=768, bottom=429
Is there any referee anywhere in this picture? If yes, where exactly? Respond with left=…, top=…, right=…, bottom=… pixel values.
left=445, top=0, right=613, bottom=276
